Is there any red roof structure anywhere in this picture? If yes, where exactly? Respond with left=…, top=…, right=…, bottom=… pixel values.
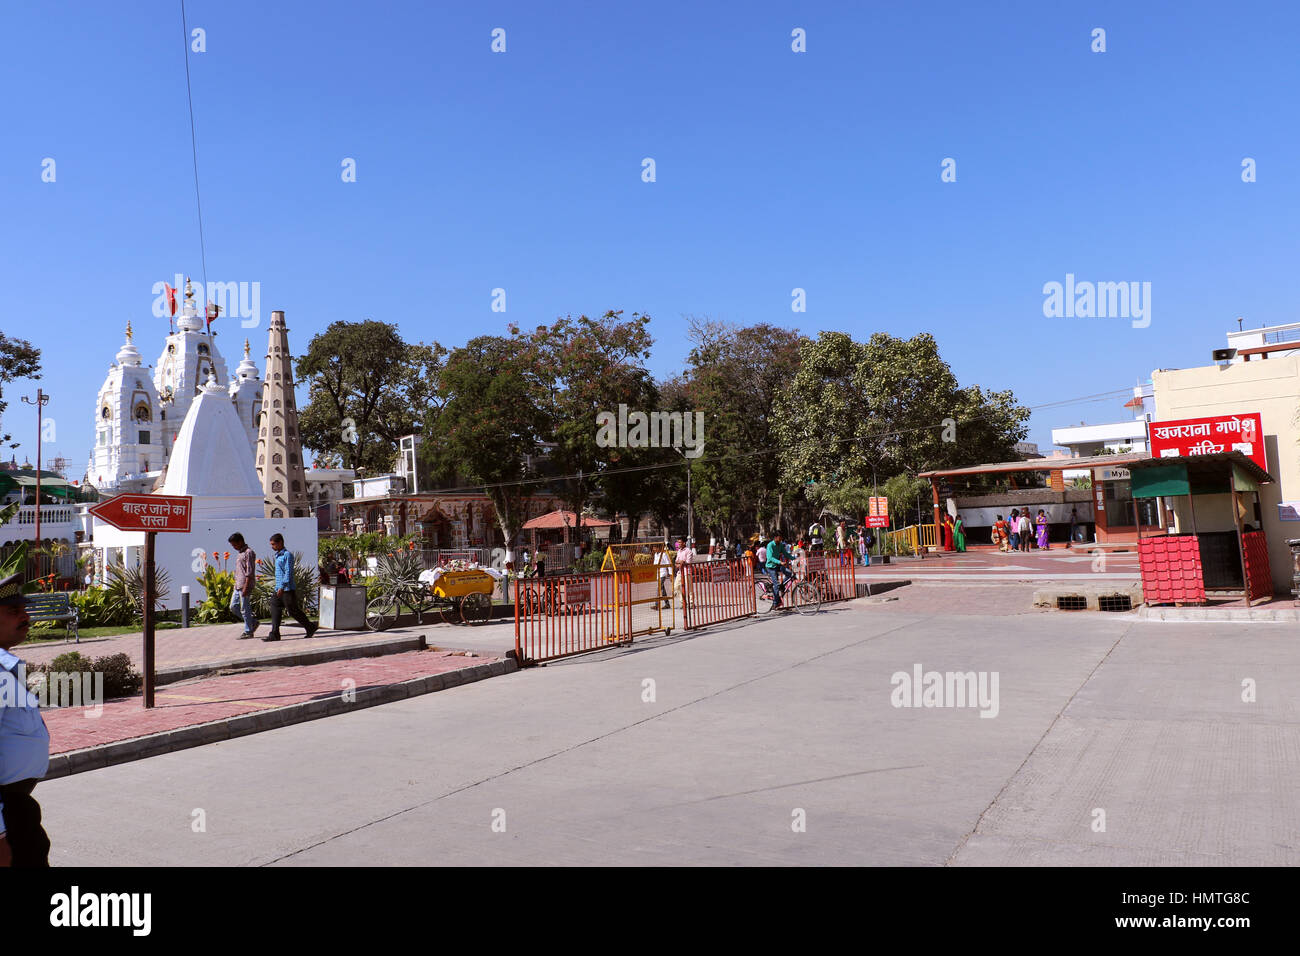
left=522, top=509, right=617, bottom=530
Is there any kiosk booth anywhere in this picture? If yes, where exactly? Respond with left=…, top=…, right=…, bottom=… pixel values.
left=1129, top=451, right=1274, bottom=607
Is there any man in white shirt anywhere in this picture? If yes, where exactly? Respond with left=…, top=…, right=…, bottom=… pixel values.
left=0, top=573, right=52, bottom=867
left=654, top=546, right=672, bottom=609
left=673, top=539, right=696, bottom=604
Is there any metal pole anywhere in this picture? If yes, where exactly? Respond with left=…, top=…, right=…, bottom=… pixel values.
left=1230, top=478, right=1251, bottom=607
left=22, top=389, right=50, bottom=579
left=143, top=531, right=156, bottom=708
left=687, top=460, right=693, bottom=546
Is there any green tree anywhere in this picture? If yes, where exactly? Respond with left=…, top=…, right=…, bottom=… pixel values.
left=516, top=311, right=658, bottom=534
left=772, top=331, right=1029, bottom=503
left=0, top=332, right=41, bottom=445
left=420, top=334, right=551, bottom=548
left=678, top=319, right=803, bottom=540
left=297, top=321, right=445, bottom=474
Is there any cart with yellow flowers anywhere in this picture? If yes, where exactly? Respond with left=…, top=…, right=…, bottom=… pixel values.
left=365, top=566, right=497, bottom=630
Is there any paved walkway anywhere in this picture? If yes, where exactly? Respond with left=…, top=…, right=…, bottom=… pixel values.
left=21, top=618, right=506, bottom=670
left=42, top=649, right=498, bottom=756
left=858, top=548, right=1140, bottom=583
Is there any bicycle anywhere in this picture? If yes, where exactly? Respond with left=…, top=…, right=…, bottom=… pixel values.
left=755, top=565, right=822, bottom=615
left=366, top=579, right=438, bottom=630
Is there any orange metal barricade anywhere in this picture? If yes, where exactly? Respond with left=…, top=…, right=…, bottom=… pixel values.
left=799, top=550, right=856, bottom=602
left=514, top=570, right=631, bottom=665
left=681, top=558, right=756, bottom=629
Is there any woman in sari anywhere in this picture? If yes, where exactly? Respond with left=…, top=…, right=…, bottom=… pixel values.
left=1035, top=510, right=1050, bottom=550
left=953, top=514, right=966, bottom=552
left=942, top=514, right=954, bottom=551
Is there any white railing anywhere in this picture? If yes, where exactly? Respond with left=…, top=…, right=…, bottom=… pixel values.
left=1, top=505, right=78, bottom=529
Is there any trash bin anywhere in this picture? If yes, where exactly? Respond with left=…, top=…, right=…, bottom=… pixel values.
left=320, top=584, right=367, bottom=630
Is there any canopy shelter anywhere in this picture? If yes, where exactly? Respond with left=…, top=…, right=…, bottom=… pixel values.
left=1128, top=451, right=1274, bottom=607
left=0, top=472, right=78, bottom=500
left=522, top=510, right=617, bottom=531
left=918, top=452, right=1151, bottom=546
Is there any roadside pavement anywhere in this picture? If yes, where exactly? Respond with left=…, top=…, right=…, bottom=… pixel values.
left=41, top=648, right=512, bottom=777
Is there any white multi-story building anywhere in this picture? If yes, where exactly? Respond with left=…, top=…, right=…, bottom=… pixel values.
left=1226, top=319, right=1300, bottom=363
left=88, top=279, right=262, bottom=495
left=1051, top=383, right=1154, bottom=457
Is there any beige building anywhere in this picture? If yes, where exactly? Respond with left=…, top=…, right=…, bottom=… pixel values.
left=1151, top=351, right=1300, bottom=594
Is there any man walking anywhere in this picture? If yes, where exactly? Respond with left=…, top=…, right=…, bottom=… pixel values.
left=228, top=532, right=259, bottom=639
left=264, top=534, right=317, bottom=642
left=0, top=573, right=51, bottom=867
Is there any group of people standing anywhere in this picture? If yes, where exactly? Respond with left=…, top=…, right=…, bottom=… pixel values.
left=990, top=510, right=1051, bottom=552
left=940, top=514, right=966, bottom=552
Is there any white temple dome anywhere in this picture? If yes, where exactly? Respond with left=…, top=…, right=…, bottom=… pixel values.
left=115, top=322, right=143, bottom=367
left=234, top=339, right=260, bottom=381
left=160, top=370, right=265, bottom=518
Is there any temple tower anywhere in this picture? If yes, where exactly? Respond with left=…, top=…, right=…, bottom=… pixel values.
left=255, top=310, right=310, bottom=518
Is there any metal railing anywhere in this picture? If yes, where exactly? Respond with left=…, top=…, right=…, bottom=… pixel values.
left=681, top=557, right=755, bottom=630
left=515, top=570, right=631, bottom=664
left=882, top=524, right=936, bottom=555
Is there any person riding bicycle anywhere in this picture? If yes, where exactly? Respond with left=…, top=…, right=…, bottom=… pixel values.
left=765, top=531, right=795, bottom=609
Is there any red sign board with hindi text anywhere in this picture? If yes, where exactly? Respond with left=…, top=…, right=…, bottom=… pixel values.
left=90, top=494, right=194, bottom=533
left=1148, top=413, right=1266, bottom=474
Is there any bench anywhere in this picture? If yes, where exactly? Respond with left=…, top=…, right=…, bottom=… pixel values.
left=24, top=592, right=80, bottom=643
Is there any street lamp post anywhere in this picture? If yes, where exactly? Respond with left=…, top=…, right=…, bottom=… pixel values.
left=21, top=388, right=50, bottom=576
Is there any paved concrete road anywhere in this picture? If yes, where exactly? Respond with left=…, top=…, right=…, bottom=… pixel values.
left=36, top=598, right=1299, bottom=865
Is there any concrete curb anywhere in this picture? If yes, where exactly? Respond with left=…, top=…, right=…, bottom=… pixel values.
left=43, top=656, right=518, bottom=780
left=152, top=634, right=427, bottom=686
left=1137, top=605, right=1300, bottom=623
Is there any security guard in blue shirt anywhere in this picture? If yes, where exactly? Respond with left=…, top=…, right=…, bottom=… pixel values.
left=0, top=572, right=51, bottom=867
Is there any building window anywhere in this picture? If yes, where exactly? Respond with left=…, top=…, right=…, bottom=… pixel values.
left=101, top=406, right=111, bottom=419
left=273, top=453, right=282, bottom=465
left=138, top=431, right=150, bottom=445
left=271, top=508, right=284, bottom=518
left=160, top=411, right=166, bottom=421
left=197, top=343, right=209, bottom=355
left=258, top=456, right=265, bottom=466
left=273, top=426, right=282, bottom=437
left=273, top=399, right=281, bottom=408
left=272, top=480, right=283, bottom=493
left=288, top=453, right=298, bottom=465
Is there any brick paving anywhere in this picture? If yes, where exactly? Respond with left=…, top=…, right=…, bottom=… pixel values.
left=857, top=547, right=1140, bottom=582
left=41, top=648, right=496, bottom=755
left=20, top=619, right=430, bottom=670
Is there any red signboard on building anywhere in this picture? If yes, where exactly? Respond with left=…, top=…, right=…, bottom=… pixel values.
left=1148, top=413, right=1265, bottom=474
left=90, top=494, right=194, bottom=533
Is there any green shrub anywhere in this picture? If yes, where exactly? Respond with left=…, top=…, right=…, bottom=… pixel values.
left=195, top=566, right=239, bottom=624
left=103, top=561, right=171, bottom=623
left=93, top=653, right=142, bottom=698
left=48, top=651, right=94, bottom=674
left=71, top=586, right=130, bottom=628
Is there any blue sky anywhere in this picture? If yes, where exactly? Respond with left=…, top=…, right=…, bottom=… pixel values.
left=2, top=0, right=1297, bottom=477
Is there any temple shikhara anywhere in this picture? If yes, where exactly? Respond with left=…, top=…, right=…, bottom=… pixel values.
left=90, top=279, right=263, bottom=498
left=88, top=278, right=313, bottom=521
left=85, top=278, right=320, bottom=604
